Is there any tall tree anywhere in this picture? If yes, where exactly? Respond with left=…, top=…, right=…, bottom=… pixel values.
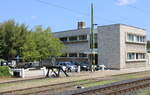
left=22, top=26, right=64, bottom=61
left=0, top=20, right=64, bottom=61
left=0, top=20, right=28, bottom=60
left=147, top=40, right=150, bottom=49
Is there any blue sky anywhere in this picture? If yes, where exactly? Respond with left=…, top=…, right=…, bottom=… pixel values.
left=0, top=0, right=150, bottom=39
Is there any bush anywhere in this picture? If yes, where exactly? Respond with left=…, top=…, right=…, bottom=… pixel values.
left=0, top=66, right=11, bottom=77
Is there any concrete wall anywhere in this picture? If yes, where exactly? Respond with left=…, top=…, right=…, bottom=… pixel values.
left=54, top=28, right=90, bottom=54
left=64, top=42, right=89, bottom=53
left=120, top=25, right=147, bottom=68
left=147, top=53, right=150, bottom=65
left=54, top=28, right=90, bottom=38
left=126, top=61, right=147, bottom=68
left=54, top=28, right=90, bottom=63
left=56, top=58, right=88, bottom=63
left=97, top=24, right=121, bottom=69
left=53, top=24, right=147, bottom=69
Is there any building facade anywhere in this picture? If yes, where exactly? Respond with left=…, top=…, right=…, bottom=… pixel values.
left=54, top=24, right=147, bottom=69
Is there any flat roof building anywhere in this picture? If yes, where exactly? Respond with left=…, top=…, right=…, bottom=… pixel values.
left=54, top=23, right=147, bottom=69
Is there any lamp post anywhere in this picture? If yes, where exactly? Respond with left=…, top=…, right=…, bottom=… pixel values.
left=90, top=3, right=96, bottom=71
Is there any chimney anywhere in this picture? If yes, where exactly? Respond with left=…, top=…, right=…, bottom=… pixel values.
left=77, top=21, right=86, bottom=29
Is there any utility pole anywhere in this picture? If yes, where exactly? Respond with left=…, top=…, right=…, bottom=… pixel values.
left=90, top=3, right=95, bottom=71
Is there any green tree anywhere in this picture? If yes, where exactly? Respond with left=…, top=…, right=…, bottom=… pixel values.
left=21, top=32, right=40, bottom=61
left=0, top=20, right=28, bottom=60
left=22, top=26, right=64, bottom=61
left=147, top=40, right=150, bottom=49
left=0, top=20, right=64, bottom=62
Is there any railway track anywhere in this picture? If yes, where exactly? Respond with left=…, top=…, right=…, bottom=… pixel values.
left=63, top=76, right=150, bottom=95
left=0, top=70, right=148, bottom=85
left=0, top=77, right=110, bottom=95
left=1, top=71, right=150, bottom=95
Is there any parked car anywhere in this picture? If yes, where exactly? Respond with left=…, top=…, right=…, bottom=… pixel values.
left=0, top=61, right=16, bottom=68
left=17, top=62, right=40, bottom=69
left=56, top=62, right=78, bottom=72
left=95, top=64, right=106, bottom=71
left=79, top=62, right=91, bottom=71
left=56, top=62, right=67, bottom=71
left=70, top=61, right=91, bottom=71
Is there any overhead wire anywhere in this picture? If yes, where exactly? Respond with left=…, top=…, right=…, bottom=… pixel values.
left=34, top=0, right=150, bottom=32
left=34, top=0, right=119, bottom=24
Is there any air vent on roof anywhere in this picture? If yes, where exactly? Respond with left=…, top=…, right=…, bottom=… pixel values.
left=77, top=21, right=85, bottom=29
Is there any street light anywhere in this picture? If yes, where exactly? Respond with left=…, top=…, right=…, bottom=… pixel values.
left=90, top=3, right=98, bottom=71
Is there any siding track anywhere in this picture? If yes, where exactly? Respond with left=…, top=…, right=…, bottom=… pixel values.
left=65, top=76, right=150, bottom=95
left=0, top=77, right=109, bottom=95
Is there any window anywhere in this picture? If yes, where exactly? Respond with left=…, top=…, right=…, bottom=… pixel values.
left=94, top=43, right=98, bottom=48
left=136, top=36, right=140, bottom=42
left=140, top=36, right=145, bottom=42
left=79, top=53, right=87, bottom=57
left=128, top=34, right=134, bottom=42
left=127, top=34, right=146, bottom=43
left=69, top=36, right=77, bottom=41
left=69, top=53, right=77, bottom=57
left=127, top=52, right=145, bottom=60
left=140, top=36, right=143, bottom=42
left=60, top=37, right=67, bottom=42
left=136, top=53, right=139, bottom=59
left=127, top=53, right=135, bottom=60
left=79, top=35, right=87, bottom=40
left=138, top=36, right=145, bottom=42
left=60, top=53, right=67, bottom=57
left=138, top=53, right=145, bottom=59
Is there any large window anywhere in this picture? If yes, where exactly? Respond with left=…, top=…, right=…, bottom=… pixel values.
left=79, top=53, right=87, bottom=58
left=140, top=36, right=145, bottom=42
left=128, top=34, right=135, bottom=42
left=127, top=34, right=145, bottom=43
left=136, top=36, right=140, bottom=42
left=136, top=53, right=145, bottom=59
left=60, top=53, right=67, bottom=57
left=60, top=37, right=67, bottom=42
left=69, top=53, right=77, bottom=57
left=127, top=53, right=135, bottom=60
left=127, top=52, right=145, bottom=60
left=69, top=36, right=77, bottom=41
left=79, top=35, right=87, bottom=40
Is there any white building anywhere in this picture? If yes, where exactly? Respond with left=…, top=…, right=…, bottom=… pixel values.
left=54, top=23, right=147, bottom=69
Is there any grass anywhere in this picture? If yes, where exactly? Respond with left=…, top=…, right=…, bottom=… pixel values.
left=0, top=66, right=11, bottom=77
left=135, top=87, right=150, bottom=95
left=14, top=79, right=93, bottom=94
left=0, top=78, right=53, bottom=89
left=114, top=72, right=150, bottom=81
left=82, top=80, right=118, bottom=88
left=1, top=71, right=150, bottom=93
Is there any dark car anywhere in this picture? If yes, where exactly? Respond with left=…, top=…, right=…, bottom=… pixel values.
left=57, top=62, right=78, bottom=72
left=81, top=62, right=91, bottom=71
left=72, top=62, right=91, bottom=71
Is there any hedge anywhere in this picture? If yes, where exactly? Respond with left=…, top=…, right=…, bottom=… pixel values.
left=0, top=66, right=11, bottom=77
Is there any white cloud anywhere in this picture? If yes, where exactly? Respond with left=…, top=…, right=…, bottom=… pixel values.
left=116, top=0, right=137, bottom=6
left=31, top=16, right=37, bottom=19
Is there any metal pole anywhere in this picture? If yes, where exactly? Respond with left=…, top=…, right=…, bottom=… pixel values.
left=90, top=3, right=95, bottom=71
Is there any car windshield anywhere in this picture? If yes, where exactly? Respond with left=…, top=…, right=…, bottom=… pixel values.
left=65, top=62, right=72, bottom=65
left=71, top=62, right=79, bottom=65
left=80, top=62, right=89, bottom=65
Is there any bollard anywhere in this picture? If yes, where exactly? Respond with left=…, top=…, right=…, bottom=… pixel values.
left=77, top=65, right=80, bottom=72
